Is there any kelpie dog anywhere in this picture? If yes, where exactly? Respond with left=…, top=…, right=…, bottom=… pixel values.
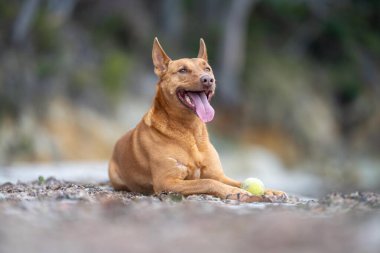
left=109, top=38, right=286, bottom=202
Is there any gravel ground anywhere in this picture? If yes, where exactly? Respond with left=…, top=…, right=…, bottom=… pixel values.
left=0, top=177, right=380, bottom=253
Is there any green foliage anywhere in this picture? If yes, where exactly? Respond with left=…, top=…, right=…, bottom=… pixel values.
left=38, top=176, right=45, bottom=185
left=0, top=1, right=19, bottom=31
left=168, top=192, right=184, bottom=202
left=36, top=57, right=58, bottom=78
left=33, top=10, right=59, bottom=53
left=266, top=0, right=310, bottom=22
left=92, top=16, right=129, bottom=48
left=330, top=64, right=362, bottom=105
left=361, top=32, right=380, bottom=55
left=6, top=134, right=34, bottom=161
left=70, top=68, right=94, bottom=97
left=0, top=97, right=17, bottom=121
left=101, top=50, right=131, bottom=96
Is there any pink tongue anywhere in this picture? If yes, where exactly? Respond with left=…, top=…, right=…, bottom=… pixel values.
left=188, top=92, right=215, bottom=123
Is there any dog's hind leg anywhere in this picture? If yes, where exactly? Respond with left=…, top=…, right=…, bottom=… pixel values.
left=108, top=159, right=130, bottom=191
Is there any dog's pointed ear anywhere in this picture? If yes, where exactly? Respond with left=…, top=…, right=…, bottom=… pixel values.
left=152, top=37, right=171, bottom=76
left=197, top=38, right=208, bottom=62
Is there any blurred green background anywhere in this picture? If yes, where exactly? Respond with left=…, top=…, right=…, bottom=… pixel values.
left=0, top=0, right=379, bottom=195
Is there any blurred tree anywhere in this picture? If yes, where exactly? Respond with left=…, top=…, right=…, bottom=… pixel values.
left=12, top=0, right=40, bottom=44
left=217, top=0, right=258, bottom=106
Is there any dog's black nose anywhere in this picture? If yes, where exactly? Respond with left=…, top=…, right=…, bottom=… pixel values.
left=200, top=75, right=214, bottom=87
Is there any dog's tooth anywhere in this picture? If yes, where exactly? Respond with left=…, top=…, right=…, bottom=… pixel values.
left=185, top=94, right=192, bottom=105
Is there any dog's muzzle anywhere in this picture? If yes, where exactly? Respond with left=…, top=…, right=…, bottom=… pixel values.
left=200, top=75, right=214, bottom=88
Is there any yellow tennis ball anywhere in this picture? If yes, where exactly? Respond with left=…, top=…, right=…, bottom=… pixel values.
left=241, top=178, right=265, bottom=196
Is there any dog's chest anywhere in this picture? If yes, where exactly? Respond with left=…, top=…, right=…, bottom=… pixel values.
left=184, top=143, right=206, bottom=179
left=169, top=156, right=203, bottom=180
left=185, top=165, right=201, bottom=180
left=168, top=129, right=209, bottom=180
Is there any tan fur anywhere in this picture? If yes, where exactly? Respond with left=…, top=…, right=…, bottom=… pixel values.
left=109, top=38, right=285, bottom=202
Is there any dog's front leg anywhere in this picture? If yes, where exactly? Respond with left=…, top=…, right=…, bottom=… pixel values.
left=151, top=158, right=266, bottom=202
left=201, top=145, right=243, bottom=188
left=155, top=178, right=230, bottom=198
left=154, top=178, right=266, bottom=202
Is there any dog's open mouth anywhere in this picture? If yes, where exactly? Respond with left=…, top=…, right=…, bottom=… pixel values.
left=177, top=89, right=215, bottom=123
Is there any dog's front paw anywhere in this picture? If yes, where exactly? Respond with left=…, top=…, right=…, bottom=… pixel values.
left=264, top=189, right=288, bottom=202
left=226, top=189, right=272, bottom=203
left=240, top=194, right=272, bottom=203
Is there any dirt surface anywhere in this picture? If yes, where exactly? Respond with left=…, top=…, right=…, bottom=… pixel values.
left=1, top=178, right=380, bottom=253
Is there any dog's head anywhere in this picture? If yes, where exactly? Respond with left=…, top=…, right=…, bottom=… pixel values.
left=152, top=38, right=215, bottom=123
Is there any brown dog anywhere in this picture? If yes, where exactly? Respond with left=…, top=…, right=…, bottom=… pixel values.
left=109, top=38, right=285, bottom=202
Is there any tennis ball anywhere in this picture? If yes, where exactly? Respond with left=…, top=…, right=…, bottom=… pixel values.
left=241, top=178, right=265, bottom=196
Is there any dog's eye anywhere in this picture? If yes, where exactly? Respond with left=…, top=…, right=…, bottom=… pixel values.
left=205, top=67, right=211, bottom=72
left=178, top=68, right=188, bottom=73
